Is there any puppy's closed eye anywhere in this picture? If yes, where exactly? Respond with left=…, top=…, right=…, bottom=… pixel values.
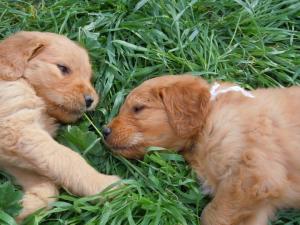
left=133, top=105, right=145, bottom=113
left=56, top=64, right=70, bottom=75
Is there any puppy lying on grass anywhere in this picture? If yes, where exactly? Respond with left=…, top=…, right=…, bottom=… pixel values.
left=104, top=75, right=300, bottom=225
left=0, top=31, right=119, bottom=222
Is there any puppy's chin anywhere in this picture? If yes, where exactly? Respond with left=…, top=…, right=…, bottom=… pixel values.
left=46, top=102, right=85, bottom=123
left=108, top=145, right=146, bottom=159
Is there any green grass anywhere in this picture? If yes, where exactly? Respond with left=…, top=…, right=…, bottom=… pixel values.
left=0, top=0, right=299, bottom=224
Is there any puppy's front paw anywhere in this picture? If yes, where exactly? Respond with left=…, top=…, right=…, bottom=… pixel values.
left=99, top=175, right=121, bottom=192
left=82, top=174, right=121, bottom=196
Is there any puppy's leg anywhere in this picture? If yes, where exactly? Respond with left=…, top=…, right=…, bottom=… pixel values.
left=4, top=166, right=58, bottom=223
left=16, top=125, right=120, bottom=196
left=201, top=177, right=278, bottom=225
left=240, top=205, right=274, bottom=225
left=201, top=148, right=286, bottom=225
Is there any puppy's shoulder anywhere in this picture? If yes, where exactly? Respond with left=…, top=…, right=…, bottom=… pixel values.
left=0, top=79, right=57, bottom=135
left=0, top=79, right=43, bottom=110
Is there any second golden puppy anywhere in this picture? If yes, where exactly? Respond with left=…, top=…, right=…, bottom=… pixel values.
left=105, top=75, right=300, bottom=225
left=0, top=32, right=119, bottom=222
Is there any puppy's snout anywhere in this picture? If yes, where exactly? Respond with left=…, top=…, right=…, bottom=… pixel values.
left=102, top=127, right=112, bottom=139
left=84, top=95, right=94, bottom=108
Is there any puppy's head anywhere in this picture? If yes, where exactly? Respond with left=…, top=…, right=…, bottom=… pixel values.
left=104, top=75, right=210, bottom=159
left=0, top=31, right=98, bottom=123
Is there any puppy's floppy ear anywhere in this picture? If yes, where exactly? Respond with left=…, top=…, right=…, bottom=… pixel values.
left=0, top=31, right=45, bottom=81
left=156, top=76, right=210, bottom=139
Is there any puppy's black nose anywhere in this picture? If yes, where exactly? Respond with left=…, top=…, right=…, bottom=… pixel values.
left=102, top=127, right=112, bottom=139
left=84, top=95, right=94, bottom=108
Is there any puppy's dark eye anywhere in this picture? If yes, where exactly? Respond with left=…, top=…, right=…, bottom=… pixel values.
left=57, top=64, right=70, bottom=75
left=133, top=105, right=145, bottom=113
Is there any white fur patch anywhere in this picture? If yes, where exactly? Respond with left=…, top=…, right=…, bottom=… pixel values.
left=210, top=82, right=254, bottom=100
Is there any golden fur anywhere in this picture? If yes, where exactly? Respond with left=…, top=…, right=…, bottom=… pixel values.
left=0, top=31, right=119, bottom=222
left=105, top=75, right=300, bottom=225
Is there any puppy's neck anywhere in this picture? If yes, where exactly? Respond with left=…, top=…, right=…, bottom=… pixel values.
left=21, top=78, right=60, bottom=136
left=178, top=102, right=212, bottom=154
left=40, top=113, right=59, bottom=137
left=179, top=134, right=200, bottom=158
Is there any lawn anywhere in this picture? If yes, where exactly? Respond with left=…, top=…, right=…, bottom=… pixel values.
left=0, top=0, right=299, bottom=224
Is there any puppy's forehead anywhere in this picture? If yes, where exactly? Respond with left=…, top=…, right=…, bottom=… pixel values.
left=40, top=34, right=92, bottom=77
left=133, top=75, right=197, bottom=89
left=124, top=75, right=201, bottom=106
left=124, top=76, right=176, bottom=103
left=126, top=89, right=151, bottom=105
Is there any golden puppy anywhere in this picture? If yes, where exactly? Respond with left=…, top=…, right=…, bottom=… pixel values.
left=0, top=31, right=119, bottom=222
left=104, top=75, right=300, bottom=225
